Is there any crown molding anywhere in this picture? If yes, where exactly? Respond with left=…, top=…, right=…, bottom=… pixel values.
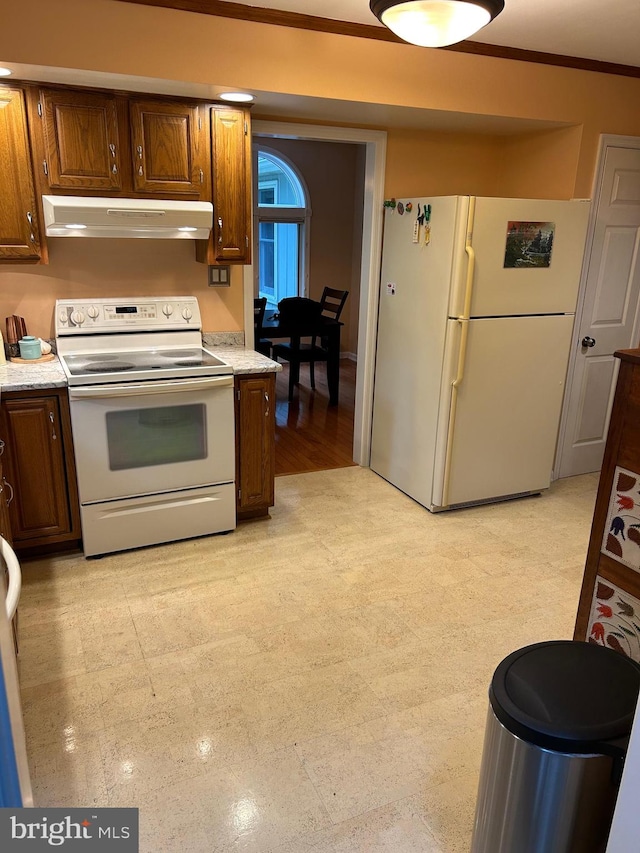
left=115, top=0, right=640, bottom=79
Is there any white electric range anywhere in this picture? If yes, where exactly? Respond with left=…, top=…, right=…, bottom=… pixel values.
left=56, top=296, right=236, bottom=557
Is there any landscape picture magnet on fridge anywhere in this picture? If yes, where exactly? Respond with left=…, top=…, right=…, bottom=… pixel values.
left=504, top=221, right=555, bottom=268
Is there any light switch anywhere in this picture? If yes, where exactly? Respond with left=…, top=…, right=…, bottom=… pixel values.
left=208, top=265, right=230, bottom=286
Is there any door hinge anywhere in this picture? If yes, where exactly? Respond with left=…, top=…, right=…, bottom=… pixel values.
left=43, top=160, right=48, bottom=176
left=37, top=102, right=42, bottom=118
left=237, top=488, right=242, bottom=500
left=236, top=388, right=241, bottom=401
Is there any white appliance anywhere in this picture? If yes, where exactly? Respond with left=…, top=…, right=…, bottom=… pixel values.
left=43, top=195, right=213, bottom=239
left=56, top=297, right=236, bottom=557
left=371, top=195, right=591, bottom=511
left=0, top=534, right=32, bottom=806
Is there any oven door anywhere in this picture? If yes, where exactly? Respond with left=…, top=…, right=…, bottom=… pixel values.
left=68, top=375, right=235, bottom=504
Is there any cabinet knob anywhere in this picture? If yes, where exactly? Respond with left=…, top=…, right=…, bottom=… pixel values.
left=138, top=166, right=143, bottom=176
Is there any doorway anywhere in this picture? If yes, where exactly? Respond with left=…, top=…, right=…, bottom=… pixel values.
left=555, top=135, right=640, bottom=478
left=245, top=122, right=387, bottom=468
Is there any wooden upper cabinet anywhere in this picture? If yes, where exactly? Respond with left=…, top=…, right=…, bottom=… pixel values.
left=130, top=99, right=210, bottom=198
left=0, top=88, right=41, bottom=261
left=211, top=106, right=250, bottom=261
left=40, top=88, right=123, bottom=191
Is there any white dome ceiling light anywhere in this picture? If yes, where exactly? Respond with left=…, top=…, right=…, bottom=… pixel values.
left=369, top=0, right=505, bottom=48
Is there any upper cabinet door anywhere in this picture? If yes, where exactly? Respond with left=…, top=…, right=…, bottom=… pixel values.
left=129, top=100, right=210, bottom=198
left=211, top=106, right=250, bottom=261
left=0, top=88, right=41, bottom=261
left=40, top=88, right=122, bottom=191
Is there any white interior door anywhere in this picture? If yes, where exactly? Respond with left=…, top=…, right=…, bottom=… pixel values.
left=557, top=140, right=640, bottom=478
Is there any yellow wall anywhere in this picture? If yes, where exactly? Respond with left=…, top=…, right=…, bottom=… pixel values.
left=0, top=241, right=242, bottom=339
left=1, top=0, right=640, bottom=335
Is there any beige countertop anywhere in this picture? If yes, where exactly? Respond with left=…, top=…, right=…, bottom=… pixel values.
left=0, top=346, right=281, bottom=393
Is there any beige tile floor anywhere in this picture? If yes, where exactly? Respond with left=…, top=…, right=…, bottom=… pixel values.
left=17, top=467, right=598, bottom=852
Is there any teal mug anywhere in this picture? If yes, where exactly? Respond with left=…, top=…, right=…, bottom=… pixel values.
left=18, top=336, right=42, bottom=360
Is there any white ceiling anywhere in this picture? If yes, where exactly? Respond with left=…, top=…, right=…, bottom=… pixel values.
left=223, top=0, right=640, bottom=68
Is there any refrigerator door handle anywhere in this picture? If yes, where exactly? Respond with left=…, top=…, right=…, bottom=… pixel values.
left=442, top=197, right=477, bottom=507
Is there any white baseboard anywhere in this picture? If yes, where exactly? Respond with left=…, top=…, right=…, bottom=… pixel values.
left=341, top=352, right=357, bottom=362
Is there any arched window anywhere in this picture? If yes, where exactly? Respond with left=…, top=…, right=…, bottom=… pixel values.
left=253, top=147, right=311, bottom=310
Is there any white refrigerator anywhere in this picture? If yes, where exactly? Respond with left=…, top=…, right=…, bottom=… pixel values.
left=370, top=195, right=591, bottom=511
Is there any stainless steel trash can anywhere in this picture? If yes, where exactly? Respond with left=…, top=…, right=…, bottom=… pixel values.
left=471, top=641, right=640, bottom=853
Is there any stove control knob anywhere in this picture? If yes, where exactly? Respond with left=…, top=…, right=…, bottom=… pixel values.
left=87, top=306, right=99, bottom=320
left=58, top=311, right=68, bottom=325
left=182, top=307, right=193, bottom=321
left=71, top=310, right=85, bottom=327
left=162, top=303, right=174, bottom=317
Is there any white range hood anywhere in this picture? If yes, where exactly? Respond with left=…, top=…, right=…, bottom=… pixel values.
left=42, top=195, right=213, bottom=239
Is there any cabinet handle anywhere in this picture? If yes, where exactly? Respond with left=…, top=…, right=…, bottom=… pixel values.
left=43, top=160, right=48, bottom=176
left=26, top=212, right=36, bottom=243
left=264, top=391, right=270, bottom=418
left=137, top=145, right=143, bottom=160
left=49, top=410, right=57, bottom=440
left=109, top=143, right=116, bottom=157
left=0, top=440, right=4, bottom=457
left=199, top=168, right=204, bottom=184
left=218, top=216, right=223, bottom=244
left=112, top=165, right=118, bottom=174
left=3, top=478, right=14, bottom=506
left=138, top=166, right=143, bottom=176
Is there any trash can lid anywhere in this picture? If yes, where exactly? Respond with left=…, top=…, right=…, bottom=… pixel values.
left=489, top=640, right=640, bottom=755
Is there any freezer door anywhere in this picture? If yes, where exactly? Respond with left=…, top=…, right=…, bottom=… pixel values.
left=432, top=314, right=575, bottom=508
left=449, top=198, right=591, bottom=318
left=371, top=196, right=464, bottom=508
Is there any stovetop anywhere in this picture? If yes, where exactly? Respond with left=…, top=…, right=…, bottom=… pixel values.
left=59, top=346, right=232, bottom=386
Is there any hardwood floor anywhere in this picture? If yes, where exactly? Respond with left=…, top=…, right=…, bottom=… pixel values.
left=274, top=358, right=357, bottom=476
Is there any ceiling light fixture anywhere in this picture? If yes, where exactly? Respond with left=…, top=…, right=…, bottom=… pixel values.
left=218, top=92, right=255, bottom=103
left=370, top=0, right=504, bottom=48
left=0, top=67, right=13, bottom=77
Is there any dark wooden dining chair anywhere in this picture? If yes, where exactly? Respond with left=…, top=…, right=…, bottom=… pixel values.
left=272, top=287, right=348, bottom=400
left=253, top=297, right=272, bottom=357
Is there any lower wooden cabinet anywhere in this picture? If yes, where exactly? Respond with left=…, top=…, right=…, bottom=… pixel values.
left=0, top=445, right=13, bottom=544
left=235, top=373, right=275, bottom=520
left=0, top=388, right=81, bottom=552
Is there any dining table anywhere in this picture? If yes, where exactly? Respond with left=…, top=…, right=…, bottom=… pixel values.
left=261, top=312, right=343, bottom=405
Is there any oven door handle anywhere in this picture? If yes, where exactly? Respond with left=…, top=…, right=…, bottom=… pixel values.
left=2, top=536, right=21, bottom=622
left=68, top=375, right=234, bottom=399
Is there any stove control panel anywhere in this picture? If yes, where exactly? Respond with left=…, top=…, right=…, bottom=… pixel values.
left=56, top=297, right=202, bottom=335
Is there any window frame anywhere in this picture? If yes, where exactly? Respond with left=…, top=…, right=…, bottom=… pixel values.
left=253, top=146, right=311, bottom=305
